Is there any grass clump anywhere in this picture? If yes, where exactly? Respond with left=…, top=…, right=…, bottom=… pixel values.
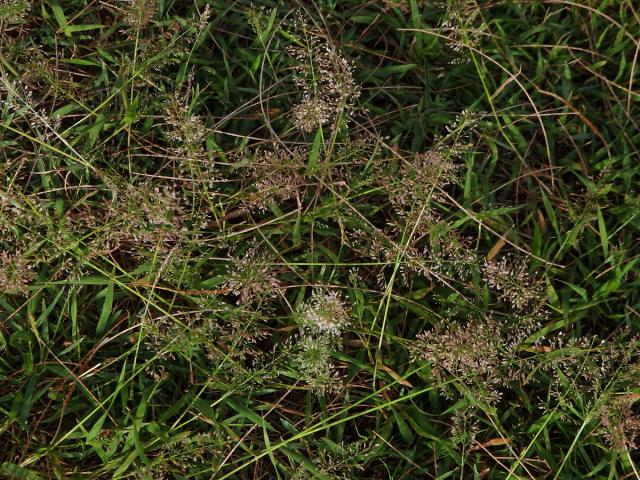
left=1, top=0, right=640, bottom=478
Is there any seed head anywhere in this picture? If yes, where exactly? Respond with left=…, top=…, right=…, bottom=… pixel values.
left=410, top=316, right=509, bottom=404
left=297, top=289, right=350, bottom=337
left=0, top=250, right=34, bottom=294
left=224, top=247, right=281, bottom=304
left=240, top=144, right=307, bottom=211
left=289, top=95, right=333, bottom=133
left=125, top=0, right=156, bottom=31
left=295, top=334, right=343, bottom=395
left=286, top=17, right=360, bottom=133
left=483, top=256, right=545, bottom=313
left=600, top=394, right=640, bottom=451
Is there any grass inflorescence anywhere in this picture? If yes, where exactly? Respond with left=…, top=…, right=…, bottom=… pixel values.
left=1, top=0, right=639, bottom=478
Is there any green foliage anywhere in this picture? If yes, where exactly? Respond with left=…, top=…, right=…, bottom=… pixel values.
left=1, top=0, right=639, bottom=478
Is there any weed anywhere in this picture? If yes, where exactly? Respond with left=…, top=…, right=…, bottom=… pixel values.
left=0, top=1, right=639, bottom=478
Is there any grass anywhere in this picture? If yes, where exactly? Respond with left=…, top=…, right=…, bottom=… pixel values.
left=1, top=0, right=639, bottom=478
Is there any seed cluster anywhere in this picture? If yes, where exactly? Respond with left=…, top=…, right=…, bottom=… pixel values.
left=293, top=289, right=351, bottom=394
left=286, top=17, right=360, bottom=133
